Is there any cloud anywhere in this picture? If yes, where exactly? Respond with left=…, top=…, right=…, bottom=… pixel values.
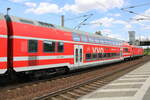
left=101, top=29, right=112, bottom=34
left=133, top=8, right=150, bottom=21
left=143, top=25, right=150, bottom=30
left=25, top=2, right=60, bottom=14
left=131, top=8, right=150, bottom=30
left=91, top=17, right=114, bottom=27
left=108, top=13, right=121, bottom=17
left=61, top=0, right=125, bottom=13
left=101, top=29, right=126, bottom=40
left=25, top=2, right=37, bottom=8
left=91, top=17, right=132, bottom=29
left=24, top=0, right=125, bottom=14
left=9, top=0, right=25, bottom=3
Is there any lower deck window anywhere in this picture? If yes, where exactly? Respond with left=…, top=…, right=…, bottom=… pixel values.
left=103, top=53, right=107, bottom=58
left=92, top=53, right=97, bottom=60
left=86, top=53, right=91, bottom=60
left=98, top=53, right=103, bottom=58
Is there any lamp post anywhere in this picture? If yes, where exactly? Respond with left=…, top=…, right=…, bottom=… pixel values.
left=7, top=8, right=11, bottom=15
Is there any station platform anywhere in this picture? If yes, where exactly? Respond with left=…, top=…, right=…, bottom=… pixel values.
left=79, top=61, right=150, bottom=100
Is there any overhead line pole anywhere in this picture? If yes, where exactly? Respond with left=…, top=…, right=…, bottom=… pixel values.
left=61, top=15, right=64, bottom=27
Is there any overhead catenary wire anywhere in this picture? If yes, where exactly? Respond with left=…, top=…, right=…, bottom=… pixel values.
left=73, top=13, right=94, bottom=30
left=121, top=8, right=150, bottom=19
left=121, top=2, right=150, bottom=19
left=122, top=2, right=150, bottom=9
left=65, top=14, right=93, bottom=21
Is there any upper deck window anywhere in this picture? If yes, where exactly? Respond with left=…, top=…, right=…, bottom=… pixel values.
left=105, top=39, right=109, bottom=45
left=72, top=32, right=81, bottom=41
left=81, top=35, right=88, bottom=42
left=99, top=39, right=103, bottom=44
left=38, top=21, right=54, bottom=28
left=28, top=40, right=38, bottom=53
left=20, top=19, right=34, bottom=24
left=103, top=39, right=107, bottom=44
left=89, top=37, right=95, bottom=43
left=95, top=38, right=99, bottom=43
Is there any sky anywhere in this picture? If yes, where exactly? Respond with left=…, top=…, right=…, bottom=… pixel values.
left=0, top=0, right=150, bottom=42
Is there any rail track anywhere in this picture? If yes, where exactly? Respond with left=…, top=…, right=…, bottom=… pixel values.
left=0, top=56, right=149, bottom=100
left=33, top=56, right=150, bottom=100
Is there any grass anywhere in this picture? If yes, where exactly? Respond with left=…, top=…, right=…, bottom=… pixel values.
left=144, top=50, right=150, bottom=55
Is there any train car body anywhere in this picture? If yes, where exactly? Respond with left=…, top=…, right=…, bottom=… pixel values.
left=0, top=14, right=8, bottom=74
left=122, top=43, right=133, bottom=59
left=132, top=46, right=144, bottom=57
left=0, top=14, right=144, bottom=76
left=5, top=15, right=124, bottom=74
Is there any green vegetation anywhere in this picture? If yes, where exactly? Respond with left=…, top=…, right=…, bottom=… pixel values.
left=144, top=48, right=150, bottom=55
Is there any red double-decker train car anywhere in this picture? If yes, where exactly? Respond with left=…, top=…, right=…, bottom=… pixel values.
left=0, top=14, right=8, bottom=74
left=0, top=14, right=144, bottom=77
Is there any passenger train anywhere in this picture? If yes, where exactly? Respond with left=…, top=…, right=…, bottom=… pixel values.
left=0, top=14, right=144, bottom=77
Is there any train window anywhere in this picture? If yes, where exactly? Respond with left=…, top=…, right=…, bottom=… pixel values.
left=92, top=53, right=98, bottom=60
left=88, top=37, right=93, bottom=43
left=72, top=32, right=81, bottom=41
left=107, top=53, right=110, bottom=57
left=103, top=39, right=107, bottom=44
left=81, top=35, right=88, bottom=42
left=105, top=53, right=108, bottom=57
left=112, top=41, right=115, bottom=45
left=117, top=53, right=120, bottom=56
left=28, top=40, right=38, bottom=53
left=20, top=19, right=34, bottom=24
left=80, top=49, right=82, bottom=62
left=105, top=39, right=108, bottom=45
left=99, top=39, right=103, bottom=44
left=43, top=40, right=55, bottom=52
left=103, top=53, right=106, bottom=58
left=57, top=42, right=64, bottom=52
left=75, top=49, right=78, bottom=62
left=124, top=48, right=129, bottom=52
left=112, top=53, right=115, bottom=57
left=109, top=53, right=112, bottom=57
left=38, top=21, right=54, bottom=28
left=108, top=40, right=111, bottom=45
left=86, top=53, right=91, bottom=60
left=95, top=38, right=99, bottom=43
left=98, top=53, right=103, bottom=58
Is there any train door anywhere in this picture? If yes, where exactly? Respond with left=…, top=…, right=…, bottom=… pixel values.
left=120, top=47, right=123, bottom=57
left=74, top=45, right=83, bottom=66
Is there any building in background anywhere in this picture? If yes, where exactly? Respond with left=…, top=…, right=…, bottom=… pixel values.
left=128, top=31, right=136, bottom=45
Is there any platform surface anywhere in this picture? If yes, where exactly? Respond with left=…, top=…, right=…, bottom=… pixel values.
left=79, top=61, right=150, bottom=100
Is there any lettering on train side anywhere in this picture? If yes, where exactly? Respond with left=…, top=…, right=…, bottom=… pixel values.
left=92, top=47, right=104, bottom=53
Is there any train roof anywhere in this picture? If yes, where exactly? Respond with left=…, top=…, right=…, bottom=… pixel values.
left=4, top=14, right=124, bottom=43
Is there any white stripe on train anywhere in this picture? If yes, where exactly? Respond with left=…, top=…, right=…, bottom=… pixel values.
left=0, top=35, right=7, bottom=38
left=0, top=57, right=7, bottom=62
left=0, top=55, right=73, bottom=62
left=0, top=69, right=7, bottom=74
left=14, top=58, right=124, bottom=72
left=13, top=55, right=74, bottom=61
left=0, top=57, right=124, bottom=73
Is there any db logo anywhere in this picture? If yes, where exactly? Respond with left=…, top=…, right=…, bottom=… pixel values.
left=92, top=47, right=104, bottom=53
